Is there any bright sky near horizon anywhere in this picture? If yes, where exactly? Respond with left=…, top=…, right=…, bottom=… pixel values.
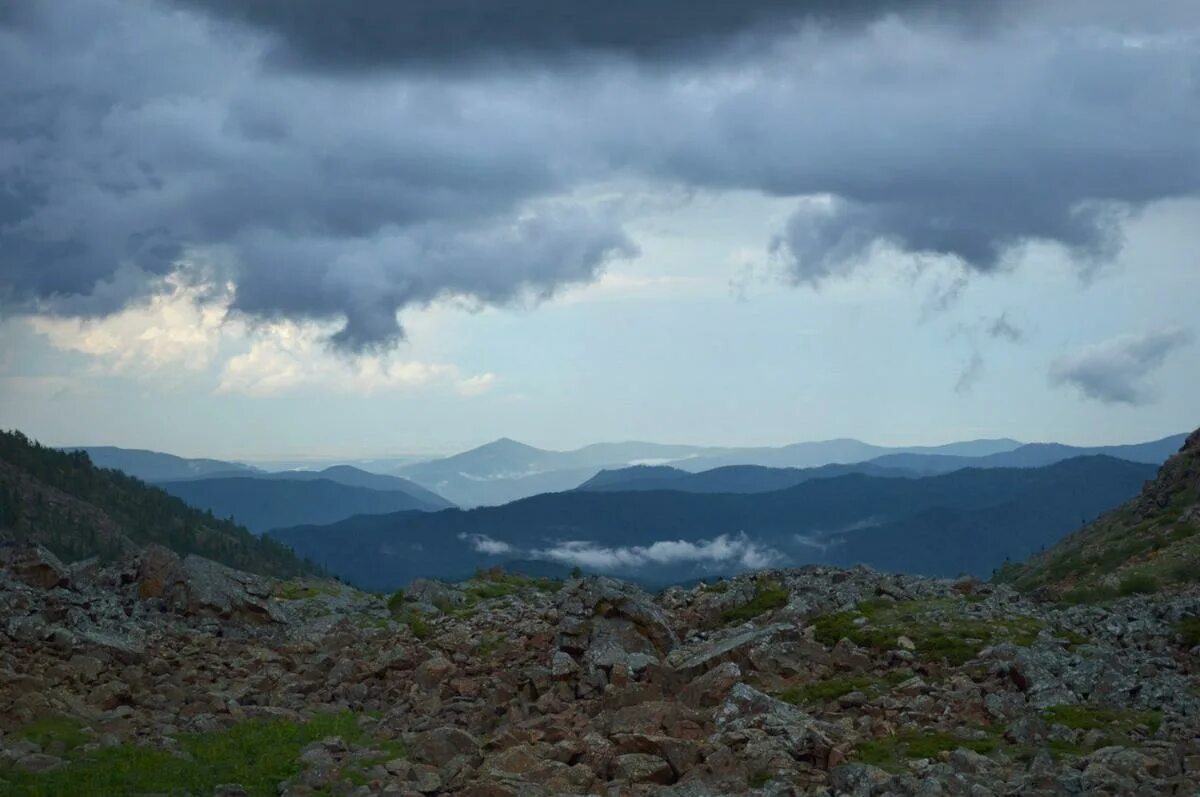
left=1, top=1, right=1197, bottom=459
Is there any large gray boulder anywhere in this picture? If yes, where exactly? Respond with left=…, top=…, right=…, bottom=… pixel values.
left=163, top=555, right=282, bottom=624
left=557, top=576, right=678, bottom=661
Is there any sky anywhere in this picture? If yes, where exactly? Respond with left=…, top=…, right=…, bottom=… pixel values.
left=1, top=0, right=1198, bottom=460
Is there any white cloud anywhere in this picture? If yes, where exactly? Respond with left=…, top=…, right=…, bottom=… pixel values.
left=217, top=322, right=457, bottom=397
left=457, top=373, right=497, bottom=397
left=26, top=268, right=494, bottom=399
left=532, top=533, right=779, bottom=570
left=28, top=273, right=228, bottom=373
left=458, top=533, right=513, bottom=555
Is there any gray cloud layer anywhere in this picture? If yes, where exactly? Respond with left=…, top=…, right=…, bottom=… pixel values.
left=174, top=0, right=986, bottom=70
left=1049, top=328, right=1194, bottom=405
left=2, top=1, right=1199, bottom=349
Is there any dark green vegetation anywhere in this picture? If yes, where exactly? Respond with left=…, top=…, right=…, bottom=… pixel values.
left=720, top=577, right=789, bottom=624
left=811, top=598, right=1042, bottom=665
left=0, top=430, right=316, bottom=578
left=996, top=429, right=1198, bottom=600
left=271, top=456, right=1154, bottom=590
left=0, top=713, right=403, bottom=797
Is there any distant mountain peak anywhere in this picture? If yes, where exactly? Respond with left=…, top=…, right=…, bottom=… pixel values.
left=478, top=437, right=542, bottom=453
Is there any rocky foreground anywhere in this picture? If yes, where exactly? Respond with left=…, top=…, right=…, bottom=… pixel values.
left=2, top=544, right=1199, bottom=796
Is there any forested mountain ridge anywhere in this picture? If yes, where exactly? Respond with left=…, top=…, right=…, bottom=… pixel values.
left=0, top=431, right=317, bottom=578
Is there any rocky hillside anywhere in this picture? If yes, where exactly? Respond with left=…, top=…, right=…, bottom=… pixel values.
left=997, top=427, right=1200, bottom=601
left=0, top=430, right=317, bottom=579
left=2, top=544, right=1198, bottom=795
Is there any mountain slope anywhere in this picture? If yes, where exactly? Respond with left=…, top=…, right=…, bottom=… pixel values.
left=995, top=428, right=1200, bottom=598
left=576, top=462, right=913, bottom=494
left=157, top=477, right=444, bottom=534
left=66, top=445, right=258, bottom=481
left=271, top=456, right=1153, bottom=590
left=0, top=431, right=316, bottom=578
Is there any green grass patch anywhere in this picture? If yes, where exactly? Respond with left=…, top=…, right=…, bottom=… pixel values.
left=11, top=717, right=91, bottom=755
left=719, top=577, right=789, bottom=625
left=810, top=599, right=1042, bottom=665
left=0, top=712, right=404, bottom=797
left=779, top=675, right=876, bottom=705
left=855, top=729, right=999, bottom=772
left=470, top=568, right=561, bottom=595
left=1042, top=704, right=1162, bottom=748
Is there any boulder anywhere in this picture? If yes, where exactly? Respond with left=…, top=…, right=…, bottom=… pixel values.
left=611, top=752, right=674, bottom=785
left=136, top=544, right=180, bottom=599
left=1, top=545, right=69, bottom=590
left=162, top=555, right=282, bottom=624
left=557, top=577, right=678, bottom=658
left=667, top=623, right=793, bottom=676
left=411, top=726, right=480, bottom=768
left=714, top=683, right=843, bottom=767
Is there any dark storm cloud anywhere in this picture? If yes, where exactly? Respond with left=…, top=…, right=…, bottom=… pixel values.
left=173, top=0, right=985, bottom=70
left=1049, top=328, right=1194, bottom=405
left=2, top=0, right=1199, bottom=350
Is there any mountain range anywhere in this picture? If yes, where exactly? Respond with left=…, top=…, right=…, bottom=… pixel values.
left=867, top=434, right=1189, bottom=475
left=393, top=436, right=1026, bottom=507
left=270, top=454, right=1155, bottom=590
